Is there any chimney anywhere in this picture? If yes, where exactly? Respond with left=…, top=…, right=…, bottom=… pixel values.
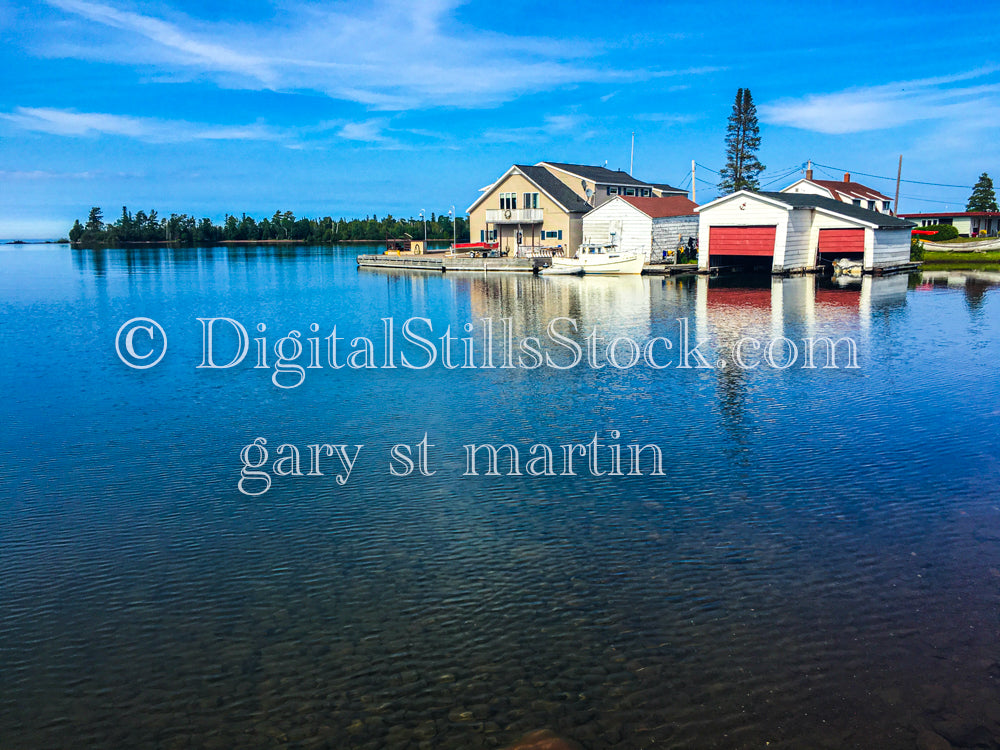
left=843, top=173, right=851, bottom=182
left=806, top=168, right=813, bottom=180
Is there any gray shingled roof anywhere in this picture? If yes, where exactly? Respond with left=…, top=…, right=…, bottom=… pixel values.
left=758, top=191, right=915, bottom=229
left=652, top=183, right=688, bottom=194
left=516, top=165, right=593, bottom=212
left=540, top=162, right=652, bottom=188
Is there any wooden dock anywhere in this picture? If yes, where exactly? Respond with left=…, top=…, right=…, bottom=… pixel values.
left=442, top=256, right=544, bottom=273
left=356, top=254, right=444, bottom=271
left=642, top=262, right=701, bottom=276
left=357, top=253, right=545, bottom=273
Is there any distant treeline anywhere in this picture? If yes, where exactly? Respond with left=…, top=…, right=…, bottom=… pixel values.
left=69, top=206, right=470, bottom=246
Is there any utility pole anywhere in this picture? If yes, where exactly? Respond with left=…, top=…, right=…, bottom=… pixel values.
left=691, top=160, right=696, bottom=202
left=630, top=132, right=635, bottom=176
left=894, top=155, right=902, bottom=215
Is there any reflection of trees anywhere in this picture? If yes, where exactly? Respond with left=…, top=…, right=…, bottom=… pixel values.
left=71, top=247, right=107, bottom=278
left=715, top=358, right=751, bottom=464
left=66, top=244, right=365, bottom=279
left=965, top=279, right=990, bottom=312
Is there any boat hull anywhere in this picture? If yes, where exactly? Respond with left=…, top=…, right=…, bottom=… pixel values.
left=541, top=252, right=645, bottom=276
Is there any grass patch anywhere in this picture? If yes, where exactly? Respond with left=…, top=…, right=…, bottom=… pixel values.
left=922, top=250, right=1000, bottom=270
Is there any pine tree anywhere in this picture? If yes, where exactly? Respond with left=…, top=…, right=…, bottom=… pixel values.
left=966, top=172, right=998, bottom=212
left=85, top=206, right=104, bottom=232
left=719, top=88, right=765, bottom=193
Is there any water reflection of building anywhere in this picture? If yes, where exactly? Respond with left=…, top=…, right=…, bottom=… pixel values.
left=692, top=273, right=909, bottom=453
left=917, top=270, right=1000, bottom=312
left=464, top=274, right=653, bottom=342
left=695, top=273, right=909, bottom=343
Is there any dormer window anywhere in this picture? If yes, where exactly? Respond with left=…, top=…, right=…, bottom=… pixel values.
left=867, top=200, right=875, bottom=210
left=852, top=199, right=862, bottom=206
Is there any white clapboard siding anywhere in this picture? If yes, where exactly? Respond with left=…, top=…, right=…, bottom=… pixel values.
left=873, top=229, right=910, bottom=265
left=780, top=208, right=813, bottom=269
left=582, top=201, right=653, bottom=256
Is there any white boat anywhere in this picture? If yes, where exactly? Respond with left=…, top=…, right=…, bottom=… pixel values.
left=540, top=243, right=645, bottom=275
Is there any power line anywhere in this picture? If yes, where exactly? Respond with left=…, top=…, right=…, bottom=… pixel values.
left=812, top=161, right=973, bottom=190
left=695, top=162, right=721, bottom=175
left=898, top=194, right=969, bottom=207
left=760, top=163, right=808, bottom=188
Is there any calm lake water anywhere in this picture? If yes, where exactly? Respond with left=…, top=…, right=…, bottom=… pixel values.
left=2, top=244, right=1000, bottom=749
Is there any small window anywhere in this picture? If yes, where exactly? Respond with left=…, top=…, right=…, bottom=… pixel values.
left=608, top=186, right=618, bottom=195
left=625, top=187, right=636, bottom=196
left=852, top=199, right=862, bottom=206
left=867, top=200, right=875, bottom=210
left=642, top=188, right=651, bottom=197
left=883, top=201, right=891, bottom=211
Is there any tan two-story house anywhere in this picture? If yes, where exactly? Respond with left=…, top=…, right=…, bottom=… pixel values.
left=467, top=161, right=687, bottom=255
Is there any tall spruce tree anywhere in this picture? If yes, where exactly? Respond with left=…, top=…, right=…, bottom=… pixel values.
left=719, top=88, right=765, bottom=193
left=966, top=172, right=998, bottom=212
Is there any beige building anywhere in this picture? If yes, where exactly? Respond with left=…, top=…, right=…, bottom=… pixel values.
left=467, top=162, right=686, bottom=255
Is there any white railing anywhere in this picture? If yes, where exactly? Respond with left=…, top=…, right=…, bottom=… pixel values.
left=514, top=245, right=566, bottom=258
left=485, top=208, right=544, bottom=223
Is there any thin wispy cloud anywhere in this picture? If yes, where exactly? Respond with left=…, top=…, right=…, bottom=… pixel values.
left=0, top=168, right=142, bottom=179
left=45, top=0, right=275, bottom=83
left=336, top=119, right=392, bottom=144
left=482, top=114, right=593, bottom=144
left=0, top=107, right=285, bottom=142
left=37, top=0, right=719, bottom=110
left=635, top=112, right=700, bottom=124
left=760, top=67, right=1000, bottom=134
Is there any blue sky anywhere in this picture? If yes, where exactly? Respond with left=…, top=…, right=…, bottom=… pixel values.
left=2, top=0, right=998, bottom=238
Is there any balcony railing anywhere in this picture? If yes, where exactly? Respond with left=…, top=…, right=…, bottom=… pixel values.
left=485, top=208, right=544, bottom=224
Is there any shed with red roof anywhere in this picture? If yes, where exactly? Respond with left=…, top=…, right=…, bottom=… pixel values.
left=582, top=195, right=700, bottom=261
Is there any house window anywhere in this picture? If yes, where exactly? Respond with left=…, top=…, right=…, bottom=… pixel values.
left=867, top=200, right=875, bottom=210
left=641, top=188, right=651, bottom=197
left=625, top=187, right=636, bottom=196
left=499, top=192, right=517, bottom=210
left=852, top=199, right=862, bottom=206
left=883, top=201, right=891, bottom=212
left=607, top=186, right=618, bottom=195
left=522, top=192, right=539, bottom=209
